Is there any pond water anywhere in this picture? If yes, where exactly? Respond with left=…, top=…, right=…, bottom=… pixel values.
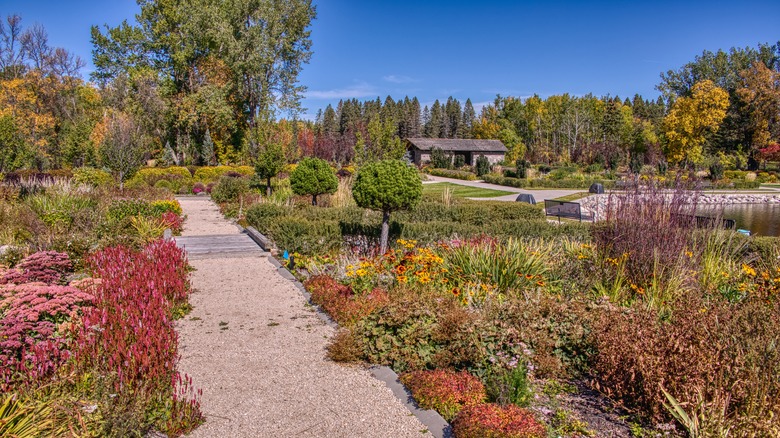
left=702, top=204, right=780, bottom=237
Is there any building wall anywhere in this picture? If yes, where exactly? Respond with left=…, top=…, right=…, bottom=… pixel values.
left=409, top=147, right=504, bottom=166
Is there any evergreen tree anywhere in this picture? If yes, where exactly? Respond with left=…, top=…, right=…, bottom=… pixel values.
left=427, top=100, right=444, bottom=138
left=255, top=142, right=286, bottom=196
left=445, top=97, right=462, bottom=138
left=462, top=98, right=477, bottom=138
left=201, top=128, right=216, bottom=165
left=322, top=104, right=338, bottom=136
left=352, top=159, right=422, bottom=254
left=290, top=157, right=338, bottom=206
left=421, top=105, right=431, bottom=136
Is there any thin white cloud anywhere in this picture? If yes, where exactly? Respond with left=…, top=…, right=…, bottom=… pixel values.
left=383, top=75, right=418, bottom=84
left=307, top=82, right=377, bottom=99
left=472, top=101, right=492, bottom=115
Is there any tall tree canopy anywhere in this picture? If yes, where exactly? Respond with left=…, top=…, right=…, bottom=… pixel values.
left=91, top=0, right=316, bottom=163
left=662, top=80, right=729, bottom=166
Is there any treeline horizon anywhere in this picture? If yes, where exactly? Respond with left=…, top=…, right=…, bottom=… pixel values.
left=0, top=5, right=778, bottom=175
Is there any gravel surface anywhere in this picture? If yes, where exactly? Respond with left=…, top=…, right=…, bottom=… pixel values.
left=176, top=198, right=430, bottom=437
left=178, top=196, right=243, bottom=236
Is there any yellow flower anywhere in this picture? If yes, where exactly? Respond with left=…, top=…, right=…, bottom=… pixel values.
left=355, top=269, right=367, bottom=277
left=742, top=264, right=756, bottom=277
left=397, top=275, right=408, bottom=284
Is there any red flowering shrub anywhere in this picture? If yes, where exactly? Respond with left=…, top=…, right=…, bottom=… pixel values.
left=160, top=211, right=184, bottom=235
left=0, top=283, right=93, bottom=390
left=71, top=239, right=201, bottom=435
left=304, top=275, right=388, bottom=326
left=400, top=369, right=486, bottom=421
left=1, top=251, right=72, bottom=285
left=453, top=403, right=546, bottom=438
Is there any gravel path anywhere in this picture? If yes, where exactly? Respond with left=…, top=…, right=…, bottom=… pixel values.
left=176, top=197, right=430, bottom=437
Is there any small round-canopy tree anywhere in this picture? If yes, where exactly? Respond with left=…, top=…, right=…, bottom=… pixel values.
left=290, top=157, right=338, bottom=206
left=353, top=160, right=422, bottom=254
left=255, top=142, right=286, bottom=196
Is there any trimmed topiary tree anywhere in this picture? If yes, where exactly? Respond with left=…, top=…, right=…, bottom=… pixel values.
left=352, top=159, right=422, bottom=254
left=255, top=142, right=286, bottom=196
left=290, top=157, right=338, bottom=206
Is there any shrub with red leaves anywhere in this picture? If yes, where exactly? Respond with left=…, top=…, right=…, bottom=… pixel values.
left=71, top=239, right=201, bottom=435
left=453, top=403, right=547, bottom=438
left=304, top=275, right=388, bottom=326
left=0, top=283, right=94, bottom=390
left=160, top=211, right=184, bottom=234
left=1, top=251, right=72, bottom=285
left=400, top=369, right=486, bottom=421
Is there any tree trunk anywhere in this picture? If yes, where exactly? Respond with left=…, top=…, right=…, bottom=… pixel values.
left=380, top=210, right=391, bottom=254
left=266, top=177, right=272, bottom=197
left=312, top=194, right=317, bottom=206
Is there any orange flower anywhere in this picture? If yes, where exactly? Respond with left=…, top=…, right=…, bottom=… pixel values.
left=451, top=287, right=461, bottom=296
left=395, top=265, right=407, bottom=275
left=397, top=275, right=408, bottom=284
left=525, top=274, right=534, bottom=280
left=536, top=281, right=545, bottom=286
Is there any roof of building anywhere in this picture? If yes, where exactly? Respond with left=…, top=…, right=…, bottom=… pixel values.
left=406, top=138, right=508, bottom=153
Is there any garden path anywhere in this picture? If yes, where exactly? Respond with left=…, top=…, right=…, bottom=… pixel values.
left=174, top=197, right=430, bottom=437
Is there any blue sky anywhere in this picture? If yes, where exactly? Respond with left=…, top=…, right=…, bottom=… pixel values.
left=1, top=0, right=779, bottom=119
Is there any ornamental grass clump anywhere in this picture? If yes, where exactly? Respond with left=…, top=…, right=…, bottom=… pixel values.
left=442, top=237, right=549, bottom=305
left=592, top=178, right=706, bottom=306
left=452, top=403, right=547, bottom=438
left=400, top=369, right=486, bottom=421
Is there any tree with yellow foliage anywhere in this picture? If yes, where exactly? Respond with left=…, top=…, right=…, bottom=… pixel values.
left=737, top=61, right=780, bottom=151
left=662, top=80, right=729, bottom=166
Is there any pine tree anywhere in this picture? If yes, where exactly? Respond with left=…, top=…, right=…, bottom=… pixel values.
left=322, top=104, right=338, bottom=136
left=201, top=128, right=216, bottom=165
left=422, top=106, right=431, bottom=137
left=428, top=100, right=443, bottom=138
left=462, top=98, right=476, bottom=138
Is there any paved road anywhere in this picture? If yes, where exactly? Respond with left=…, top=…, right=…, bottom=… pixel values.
left=424, top=175, right=586, bottom=202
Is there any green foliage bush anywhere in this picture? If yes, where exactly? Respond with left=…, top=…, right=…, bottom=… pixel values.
left=245, top=198, right=587, bottom=255
left=430, top=147, right=452, bottom=169
left=72, top=167, right=114, bottom=187
left=483, top=173, right=615, bottom=189
left=427, top=168, right=477, bottom=181
left=475, top=155, right=490, bottom=177
left=268, top=217, right=341, bottom=254
left=193, top=165, right=253, bottom=183
left=290, top=157, right=338, bottom=205
left=210, top=176, right=250, bottom=203
left=106, top=199, right=153, bottom=223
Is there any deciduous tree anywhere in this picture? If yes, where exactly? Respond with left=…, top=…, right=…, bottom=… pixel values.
left=663, top=80, right=729, bottom=166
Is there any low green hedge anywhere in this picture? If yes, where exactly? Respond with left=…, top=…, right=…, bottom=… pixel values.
left=245, top=200, right=587, bottom=254
left=483, top=174, right=615, bottom=189
left=427, top=168, right=477, bottom=181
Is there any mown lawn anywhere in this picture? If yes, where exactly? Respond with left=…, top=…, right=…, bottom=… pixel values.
left=422, top=182, right=514, bottom=198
